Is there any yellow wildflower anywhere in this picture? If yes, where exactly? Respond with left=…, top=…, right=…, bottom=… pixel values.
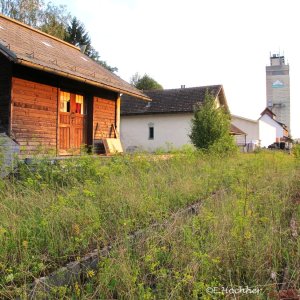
left=244, top=231, right=252, bottom=240
left=87, top=269, right=95, bottom=278
left=72, top=224, right=80, bottom=236
left=22, top=240, right=28, bottom=250
left=74, top=281, right=80, bottom=296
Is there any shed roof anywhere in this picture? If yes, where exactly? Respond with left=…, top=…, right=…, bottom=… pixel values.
left=0, top=14, right=150, bottom=101
left=121, top=85, right=228, bottom=115
left=230, top=124, right=246, bottom=136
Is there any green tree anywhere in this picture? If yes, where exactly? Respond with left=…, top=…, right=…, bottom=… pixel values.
left=65, top=17, right=91, bottom=53
left=0, top=0, right=69, bottom=39
left=39, top=3, right=70, bottom=40
left=189, top=91, right=235, bottom=152
left=131, top=73, right=163, bottom=90
left=65, top=17, right=118, bottom=72
left=0, top=0, right=43, bottom=27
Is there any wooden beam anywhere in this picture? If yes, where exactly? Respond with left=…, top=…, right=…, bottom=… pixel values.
left=116, top=93, right=121, bottom=137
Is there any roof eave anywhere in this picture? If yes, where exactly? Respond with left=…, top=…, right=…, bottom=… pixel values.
left=217, top=85, right=230, bottom=112
left=15, top=57, right=151, bottom=101
left=230, top=132, right=246, bottom=136
left=231, top=114, right=258, bottom=123
left=121, top=110, right=194, bottom=116
left=0, top=43, right=17, bottom=62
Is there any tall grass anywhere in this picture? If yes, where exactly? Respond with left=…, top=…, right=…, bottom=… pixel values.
left=0, top=150, right=299, bottom=298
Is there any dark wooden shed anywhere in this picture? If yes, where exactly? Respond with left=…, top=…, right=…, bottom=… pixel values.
left=0, top=14, right=149, bottom=156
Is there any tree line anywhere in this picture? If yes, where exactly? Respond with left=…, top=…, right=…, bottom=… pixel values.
left=0, top=0, right=117, bottom=72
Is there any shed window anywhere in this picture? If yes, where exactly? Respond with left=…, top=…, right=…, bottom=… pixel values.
left=60, top=91, right=70, bottom=112
left=149, top=127, right=154, bottom=140
left=75, top=95, right=85, bottom=114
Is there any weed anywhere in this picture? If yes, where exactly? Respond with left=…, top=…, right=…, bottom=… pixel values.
left=0, top=151, right=299, bottom=298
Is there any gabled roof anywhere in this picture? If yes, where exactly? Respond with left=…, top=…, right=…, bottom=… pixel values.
left=260, top=107, right=276, bottom=118
left=274, top=119, right=288, bottom=130
left=121, top=85, right=228, bottom=115
left=0, top=14, right=150, bottom=101
left=231, top=114, right=257, bottom=124
left=230, top=124, right=246, bottom=136
left=275, top=120, right=286, bottom=127
left=259, top=107, right=288, bottom=130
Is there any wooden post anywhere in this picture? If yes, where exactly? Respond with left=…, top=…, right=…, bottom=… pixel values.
left=9, top=77, right=13, bottom=137
left=56, top=87, right=59, bottom=157
left=116, top=93, right=121, bottom=137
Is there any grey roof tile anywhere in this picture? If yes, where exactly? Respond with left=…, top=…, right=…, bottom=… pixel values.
left=121, top=85, right=222, bottom=115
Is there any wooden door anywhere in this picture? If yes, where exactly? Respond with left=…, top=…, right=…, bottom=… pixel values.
left=59, top=91, right=86, bottom=155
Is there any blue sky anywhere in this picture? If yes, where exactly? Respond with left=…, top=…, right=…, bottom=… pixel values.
left=51, top=0, right=300, bottom=137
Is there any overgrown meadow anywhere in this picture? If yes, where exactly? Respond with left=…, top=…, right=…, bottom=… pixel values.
left=0, top=149, right=300, bottom=298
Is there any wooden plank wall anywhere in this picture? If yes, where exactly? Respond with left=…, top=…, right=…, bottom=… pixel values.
left=93, top=97, right=116, bottom=139
left=11, top=77, right=58, bottom=154
left=0, top=54, right=12, bottom=133
left=7, top=65, right=118, bottom=156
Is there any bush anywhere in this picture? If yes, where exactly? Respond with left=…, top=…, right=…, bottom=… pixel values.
left=208, top=134, right=238, bottom=157
left=189, top=91, right=235, bottom=155
left=292, top=144, right=300, bottom=159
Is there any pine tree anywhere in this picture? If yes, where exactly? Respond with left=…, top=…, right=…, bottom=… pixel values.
left=65, top=17, right=91, bottom=52
left=65, top=17, right=117, bottom=72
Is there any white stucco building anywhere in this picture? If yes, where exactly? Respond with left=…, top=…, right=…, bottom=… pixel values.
left=232, top=108, right=289, bottom=148
left=231, top=115, right=259, bottom=144
left=121, top=113, right=193, bottom=152
left=120, top=85, right=244, bottom=152
left=120, top=86, right=289, bottom=152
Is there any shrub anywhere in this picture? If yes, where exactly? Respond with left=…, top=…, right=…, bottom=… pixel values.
left=189, top=91, right=236, bottom=155
left=292, top=144, right=300, bottom=159
left=208, top=134, right=238, bottom=157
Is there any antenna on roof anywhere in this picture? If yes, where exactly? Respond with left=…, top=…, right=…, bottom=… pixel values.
left=80, top=44, right=87, bottom=53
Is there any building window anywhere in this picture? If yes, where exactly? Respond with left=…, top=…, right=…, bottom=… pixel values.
left=60, top=92, right=86, bottom=114
left=75, top=94, right=85, bottom=114
left=60, top=91, right=70, bottom=112
left=149, top=126, right=154, bottom=140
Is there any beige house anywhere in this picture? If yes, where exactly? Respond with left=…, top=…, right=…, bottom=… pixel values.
left=120, top=85, right=243, bottom=152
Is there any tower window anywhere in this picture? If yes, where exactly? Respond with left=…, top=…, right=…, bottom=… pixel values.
left=149, top=127, right=154, bottom=140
